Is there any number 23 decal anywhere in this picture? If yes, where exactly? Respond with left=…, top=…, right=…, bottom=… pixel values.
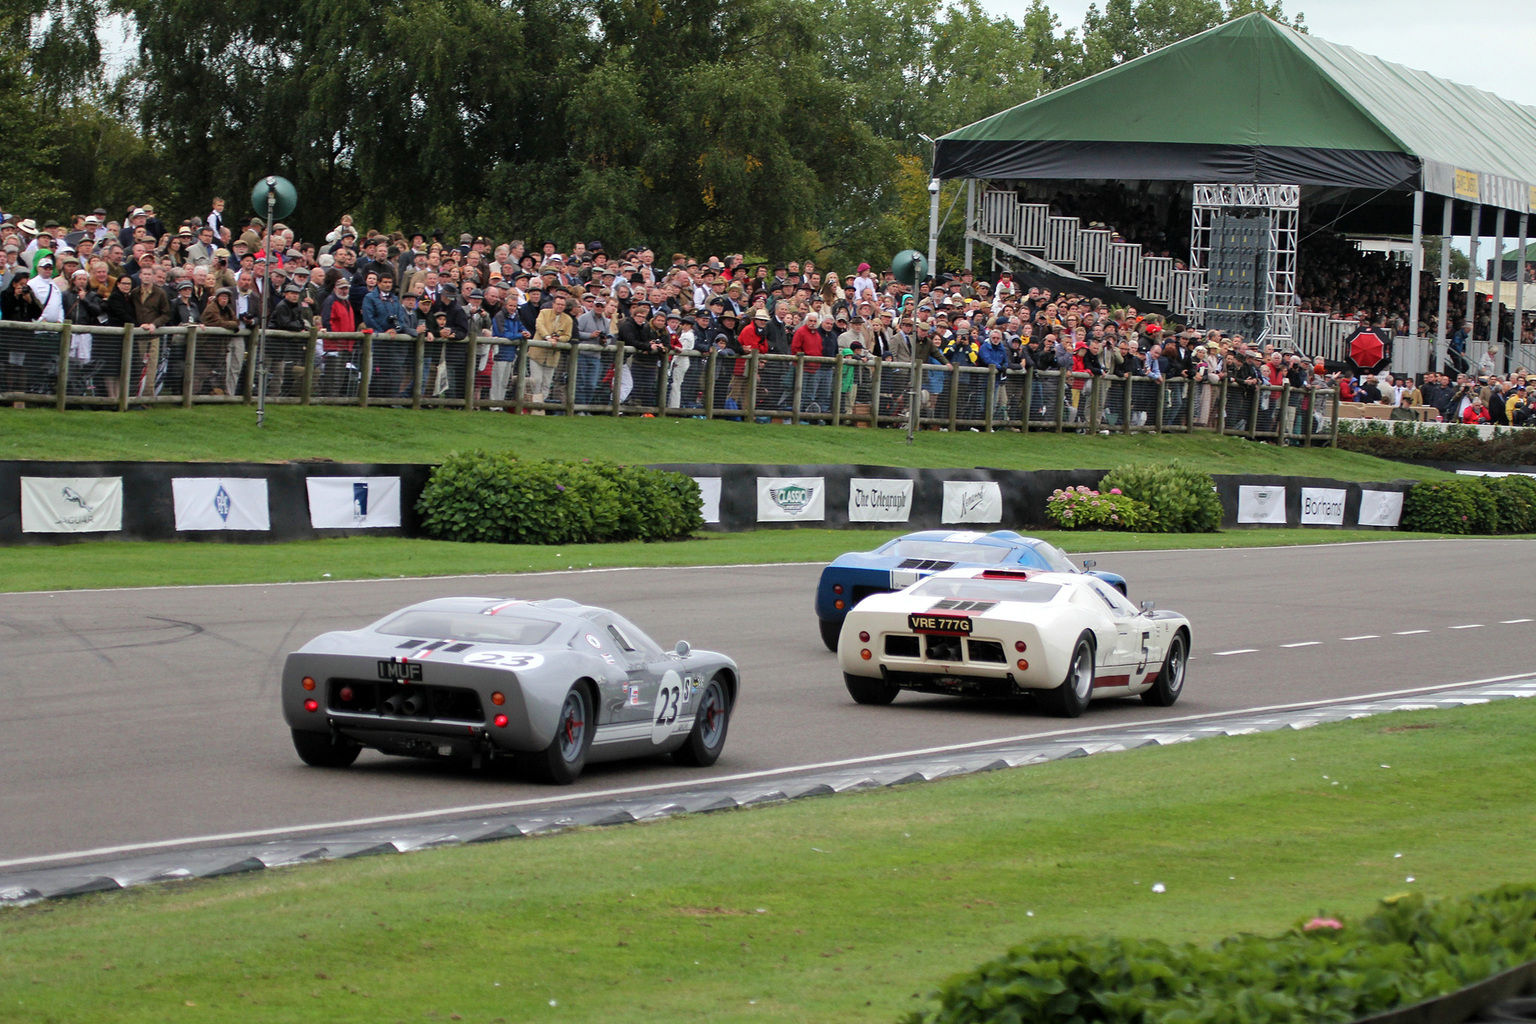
left=463, top=652, right=544, bottom=671
left=650, top=670, right=686, bottom=743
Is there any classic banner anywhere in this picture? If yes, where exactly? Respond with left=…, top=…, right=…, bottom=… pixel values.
left=20, top=476, right=123, bottom=533
left=757, top=477, right=826, bottom=522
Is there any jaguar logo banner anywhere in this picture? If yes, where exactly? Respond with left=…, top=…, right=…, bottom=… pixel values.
left=757, top=477, right=825, bottom=522
left=942, top=480, right=1002, bottom=524
left=20, top=476, right=123, bottom=533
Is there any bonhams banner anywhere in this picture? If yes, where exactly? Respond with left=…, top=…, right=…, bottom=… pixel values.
left=1358, top=489, right=1404, bottom=528
left=757, top=477, right=825, bottom=522
left=306, top=476, right=403, bottom=529
left=173, top=477, right=271, bottom=531
left=692, top=477, right=722, bottom=525
left=848, top=478, right=913, bottom=523
left=1237, top=485, right=1287, bottom=524
left=20, top=476, right=123, bottom=533
left=1299, top=487, right=1346, bottom=526
left=941, top=480, right=1002, bottom=524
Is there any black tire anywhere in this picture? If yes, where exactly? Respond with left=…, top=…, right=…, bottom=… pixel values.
left=1039, top=634, right=1094, bottom=718
left=844, top=672, right=900, bottom=706
left=673, top=677, right=731, bottom=767
left=291, top=728, right=361, bottom=768
left=524, top=685, right=594, bottom=785
left=1141, top=631, right=1187, bottom=707
left=818, top=617, right=842, bottom=652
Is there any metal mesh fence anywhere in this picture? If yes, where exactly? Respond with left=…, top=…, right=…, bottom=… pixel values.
left=188, top=329, right=246, bottom=399
left=370, top=333, right=421, bottom=403
left=952, top=366, right=992, bottom=427
left=0, top=322, right=62, bottom=397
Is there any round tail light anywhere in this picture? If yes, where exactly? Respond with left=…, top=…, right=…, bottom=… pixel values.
left=339, top=686, right=354, bottom=702
left=301, top=676, right=316, bottom=691
left=858, top=631, right=870, bottom=643
left=860, top=649, right=872, bottom=660
left=1014, top=641, right=1027, bottom=653
left=834, top=599, right=845, bottom=610
left=493, top=714, right=509, bottom=728
left=1016, top=659, right=1028, bottom=671
left=303, top=699, right=319, bottom=712
left=833, top=584, right=844, bottom=595
left=491, top=691, right=506, bottom=706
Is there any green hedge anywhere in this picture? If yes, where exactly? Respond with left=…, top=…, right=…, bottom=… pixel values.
left=906, top=885, right=1536, bottom=1024
left=1401, top=476, right=1536, bottom=535
left=1099, top=462, right=1223, bottom=533
left=416, top=452, right=703, bottom=544
left=1337, top=421, right=1536, bottom=465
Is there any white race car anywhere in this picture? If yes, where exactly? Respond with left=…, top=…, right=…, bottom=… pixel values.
left=836, top=568, right=1190, bottom=717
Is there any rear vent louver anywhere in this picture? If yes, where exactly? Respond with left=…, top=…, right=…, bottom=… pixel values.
left=932, top=599, right=997, bottom=612
left=896, top=559, right=958, bottom=571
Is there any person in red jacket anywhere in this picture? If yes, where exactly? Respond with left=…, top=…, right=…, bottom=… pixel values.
left=792, top=312, right=833, bottom=415
left=318, top=278, right=358, bottom=396
left=1461, top=395, right=1491, bottom=424
left=733, top=307, right=768, bottom=405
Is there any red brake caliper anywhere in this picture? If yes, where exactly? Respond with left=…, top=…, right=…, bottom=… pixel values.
left=565, top=712, right=583, bottom=745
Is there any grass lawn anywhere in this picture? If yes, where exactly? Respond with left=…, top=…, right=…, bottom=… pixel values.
left=0, top=405, right=1438, bottom=480
left=2, top=699, right=1532, bottom=1023
left=0, top=528, right=1464, bottom=592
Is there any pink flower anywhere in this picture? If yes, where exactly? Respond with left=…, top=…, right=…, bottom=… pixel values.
left=1303, top=917, right=1344, bottom=932
left=1110, top=488, right=1122, bottom=495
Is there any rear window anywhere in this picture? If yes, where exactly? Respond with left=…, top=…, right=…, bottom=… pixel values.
left=885, top=541, right=1012, bottom=565
left=910, top=577, right=1060, bottom=603
left=379, top=611, right=560, bottom=646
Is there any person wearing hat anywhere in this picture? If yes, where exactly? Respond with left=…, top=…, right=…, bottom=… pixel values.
left=616, top=297, right=661, bottom=409
left=520, top=290, right=572, bottom=408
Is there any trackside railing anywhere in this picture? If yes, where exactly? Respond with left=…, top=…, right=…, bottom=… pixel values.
left=0, top=320, right=1339, bottom=442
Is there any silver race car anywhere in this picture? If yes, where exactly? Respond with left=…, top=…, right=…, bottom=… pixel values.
left=282, top=597, right=739, bottom=784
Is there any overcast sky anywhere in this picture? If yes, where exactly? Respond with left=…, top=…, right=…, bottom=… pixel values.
left=981, top=0, right=1536, bottom=108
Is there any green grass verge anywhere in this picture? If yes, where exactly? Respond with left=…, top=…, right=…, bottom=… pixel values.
left=0, top=528, right=1463, bottom=592
left=0, top=405, right=1442, bottom=479
left=3, top=699, right=1532, bottom=1023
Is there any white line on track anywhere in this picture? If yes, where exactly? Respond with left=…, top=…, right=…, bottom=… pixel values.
left=1341, top=635, right=1380, bottom=641
left=1280, top=641, right=1321, bottom=648
left=1501, top=619, right=1533, bottom=624
left=1212, top=649, right=1257, bottom=656
left=1394, top=630, right=1430, bottom=635
left=1449, top=624, right=1485, bottom=630
left=9, top=673, right=1530, bottom=872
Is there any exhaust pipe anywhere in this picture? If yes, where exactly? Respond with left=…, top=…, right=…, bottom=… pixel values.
left=400, top=694, right=425, bottom=716
left=382, top=694, right=404, bottom=715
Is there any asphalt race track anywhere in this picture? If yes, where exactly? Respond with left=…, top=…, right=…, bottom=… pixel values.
left=4, top=538, right=1534, bottom=870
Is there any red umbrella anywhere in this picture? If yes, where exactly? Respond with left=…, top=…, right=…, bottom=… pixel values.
left=1346, top=326, right=1390, bottom=374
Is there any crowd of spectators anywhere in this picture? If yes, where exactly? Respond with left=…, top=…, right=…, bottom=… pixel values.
left=0, top=198, right=1529, bottom=435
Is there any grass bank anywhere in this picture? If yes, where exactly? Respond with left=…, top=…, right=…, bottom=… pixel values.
left=0, top=405, right=1438, bottom=479
left=2, top=699, right=1532, bottom=1023
left=0, top=528, right=1462, bottom=592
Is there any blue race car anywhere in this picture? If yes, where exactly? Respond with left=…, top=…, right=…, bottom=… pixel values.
left=813, top=530, right=1128, bottom=650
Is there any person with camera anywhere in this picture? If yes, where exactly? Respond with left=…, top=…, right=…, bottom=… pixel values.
left=572, top=294, right=614, bottom=409
left=528, top=290, right=573, bottom=408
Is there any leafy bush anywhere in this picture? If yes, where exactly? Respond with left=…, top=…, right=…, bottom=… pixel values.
left=905, top=885, right=1536, bottom=1024
left=1401, top=478, right=1500, bottom=535
left=1098, top=462, right=1223, bottom=533
left=1488, top=474, right=1536, bottom=534
left=1338, top=423, right=1536, bottom=465
left=1044, top=485, right=1152, bottom=531
left=416, top=452, right=703, bottom=544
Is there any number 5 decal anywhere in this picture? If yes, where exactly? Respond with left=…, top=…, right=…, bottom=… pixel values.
left=651, top=669, right=684, bottom=744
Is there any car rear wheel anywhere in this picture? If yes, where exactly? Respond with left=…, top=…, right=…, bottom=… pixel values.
left=674, top=676, right=731, bottom=767
left=524, top=686, right=593, bottom=785
left=818, top=617, right=842, bottom=652
left=844, top=672, right=900, bottom=706
left=291, top=728, right=361, bottom=768
left=1039, top=634, right=1094, bottom=718
left=1141, top=632, right=1187, bottom=707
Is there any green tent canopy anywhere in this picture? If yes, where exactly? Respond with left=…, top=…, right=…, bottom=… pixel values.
left=935, top=13, right=1536, bottom=214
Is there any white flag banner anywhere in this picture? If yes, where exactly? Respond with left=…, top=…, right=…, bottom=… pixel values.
left=942, top=480, right=1002, bottom=524
left=691, top=477, right=721, bottom=525
left=1358, top=489, right=1404, bottom=528
left=1299, top=487, right=1347, bottom=526
left=306, top=476, right=403, bottom=529
left=1237, top=485, right=1287, bottom=524
left=20, top=476, right=123, bottom=533
left=757, top=477, right=825, bottom=522
left=848, top=478, right=914, bottom=523
left=173, top=477, right=271, bottom=531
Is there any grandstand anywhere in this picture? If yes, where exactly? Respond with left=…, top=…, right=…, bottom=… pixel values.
left=935, top=13, right=1536, bottom=374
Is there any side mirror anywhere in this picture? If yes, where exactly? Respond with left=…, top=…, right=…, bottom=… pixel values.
left=1140, top=599, right=1155, bottom=614
left=1082, top=559, right=1097, bottom=570
left=674, top=640, right=691, bottom=657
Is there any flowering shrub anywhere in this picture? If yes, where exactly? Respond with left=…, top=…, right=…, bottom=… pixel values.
left=417, top=451, right=702, bottom=544
left=1044, top=485, right=1152, bottom=531
left=1100, top=461, right=1223, bottom=533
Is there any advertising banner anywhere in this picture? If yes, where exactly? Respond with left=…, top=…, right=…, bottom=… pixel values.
left=1237, top=485, right=1288, bottom=524
left=941, top=480, right=1002, bottom=524
left=1358, top=489, right=1404, bottom=528
left=172, top=477, right=271, bottom=531
left=20, top=476, right=123, bottom=533
left=692, top=477, right=721, bottom=525
left=848, top=478, right=914, bottom=523
left=306, top=476, right=403, bottom=529
left=757, top=477, right=825, bottom=522
left=1299, top=487, right=1347, bottom=526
